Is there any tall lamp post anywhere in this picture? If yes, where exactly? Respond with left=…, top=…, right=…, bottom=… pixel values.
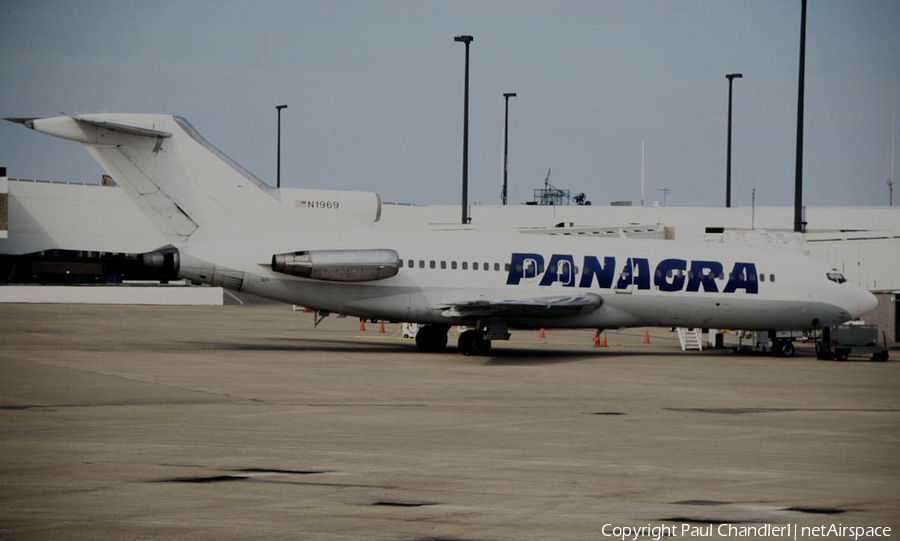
left=794, top=0, right=807, bottom=232
left=454, top=35, right=473, bottom=224
left=725, top=73, right=742, bottom=208
left=889, top=89, right=895, bottom=206
left=276, top=104, right=288, bottom=189
left=502, top=92, right=517, bottom=205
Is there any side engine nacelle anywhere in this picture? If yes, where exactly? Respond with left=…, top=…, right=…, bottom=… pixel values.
left=271, top=249, right=399, bottom=282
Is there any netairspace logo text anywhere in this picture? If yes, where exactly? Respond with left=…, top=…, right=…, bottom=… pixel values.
left=601, top=523, right=891, bottom=540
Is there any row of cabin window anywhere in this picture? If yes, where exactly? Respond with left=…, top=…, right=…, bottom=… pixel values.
left=399, top=259, right=509, bottom=271
left=397, top=259, right=775, bottom=283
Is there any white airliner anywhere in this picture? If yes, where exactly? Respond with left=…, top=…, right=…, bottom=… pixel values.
left=7, top=113, right=878, bottom=355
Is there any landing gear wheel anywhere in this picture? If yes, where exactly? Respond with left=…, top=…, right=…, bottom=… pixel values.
left=457, top=330, right=474, bottom=354
left=472, top=334, right=492, bottom=355
left=415, top=325, right=448, bottom=353
left=458, top=330, right=492, bottom=356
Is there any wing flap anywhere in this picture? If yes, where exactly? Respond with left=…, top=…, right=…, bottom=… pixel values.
left=440, top=293, right=602, bottom=318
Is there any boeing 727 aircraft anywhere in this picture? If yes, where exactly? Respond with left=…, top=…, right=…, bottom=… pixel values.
left=7, top=113, right=878, bottom=355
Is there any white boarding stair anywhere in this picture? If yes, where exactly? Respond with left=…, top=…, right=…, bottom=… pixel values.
left=676, top=327, right=703, bottom=351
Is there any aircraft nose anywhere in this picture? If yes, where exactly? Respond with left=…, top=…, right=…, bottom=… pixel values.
left=859, top=289, right=878, bottom=315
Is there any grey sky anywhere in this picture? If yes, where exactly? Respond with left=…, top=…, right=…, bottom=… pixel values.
left=1, top=0, right=899, bottom=208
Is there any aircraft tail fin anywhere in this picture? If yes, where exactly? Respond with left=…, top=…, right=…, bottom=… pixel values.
left=13, top=113, right=279, bottom=247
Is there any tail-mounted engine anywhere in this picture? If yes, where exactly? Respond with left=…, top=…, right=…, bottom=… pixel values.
left=271, top=249, right=399, bottom=282
left=140, top=246, right=180, bottom=280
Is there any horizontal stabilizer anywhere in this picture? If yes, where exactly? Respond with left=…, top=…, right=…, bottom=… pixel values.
left=4, top=117, right=38, bottom=127
left=6, top=114, right=172, bottom=145
left=67, top=114, right=172, bottom=138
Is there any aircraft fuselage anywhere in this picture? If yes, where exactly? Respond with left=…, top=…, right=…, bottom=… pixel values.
left=187, top=229, right=871, bottom=332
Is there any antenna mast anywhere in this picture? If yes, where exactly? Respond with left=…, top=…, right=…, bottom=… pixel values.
left=657, top=186, right=671, bottom=206
left=751, top=187, right=757, bottom=230
left=891, top=89, right=896, bottom=206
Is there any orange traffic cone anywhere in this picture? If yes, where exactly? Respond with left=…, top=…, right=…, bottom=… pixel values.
left=360, top=318, right=366, bottom=331
left=379, top=321, right=385, bottom=333
left=592, top=329, right=599, bottom=341
left=643, top=329, right=651, bottom=344
left=601, top=334, right=608, bottom=347
left=539, top=328, right=546, bottom=339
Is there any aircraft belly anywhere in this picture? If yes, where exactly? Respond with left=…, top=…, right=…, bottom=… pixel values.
left=243, top=274, right=411, bottom=320
left=342, top=290, right=411, bottom=320
left=566, top=294, right=847, bottom=331
left=623, top=296, right=847, bottom=330
left=243, top=274, right=848, bottom=332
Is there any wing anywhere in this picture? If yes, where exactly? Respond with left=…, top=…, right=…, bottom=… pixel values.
left=439, top=293, right=602, bottom=318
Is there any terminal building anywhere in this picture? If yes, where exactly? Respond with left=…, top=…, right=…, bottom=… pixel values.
left=1, top=168, right=898, bottom=344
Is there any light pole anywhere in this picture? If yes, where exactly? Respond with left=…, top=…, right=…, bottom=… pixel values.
left=454, top=35, right=473, bottom=224
left=725, top=73, right=742, bottom=208
left=276, top=104, right=288, bottom=189
left=794, top=0, right=807, bottom=232
left=890, top=89, right=895, bottom=206
left=502, top=92, right=516, bottom=205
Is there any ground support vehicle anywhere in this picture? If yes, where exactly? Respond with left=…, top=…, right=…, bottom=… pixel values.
left=816, top=324, right=889, bottom=362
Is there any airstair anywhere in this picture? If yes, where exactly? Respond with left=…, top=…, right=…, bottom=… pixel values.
left=676, top=327, right=703, bottom=351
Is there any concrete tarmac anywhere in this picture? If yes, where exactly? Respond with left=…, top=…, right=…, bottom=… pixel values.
left=1, top=304, right=898, bottom=540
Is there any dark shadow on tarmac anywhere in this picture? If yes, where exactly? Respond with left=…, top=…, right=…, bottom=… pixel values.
left=187, top=337, right=754, bottom=367
left=481, top=347, right=610, bottom=365
left=480, top=347, right=736, bottom=365
left=186, top=338, right=413, bottom=354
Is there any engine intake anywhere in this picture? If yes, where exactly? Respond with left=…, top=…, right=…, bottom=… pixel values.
left=271, top=249, right=399, bottom=282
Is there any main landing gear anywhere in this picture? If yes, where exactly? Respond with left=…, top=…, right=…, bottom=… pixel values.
left=457, top=329, right=492, bottom=356
left=412, top=325, right=494, bottom=356
left=414, top=325, right=449, bottom=352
